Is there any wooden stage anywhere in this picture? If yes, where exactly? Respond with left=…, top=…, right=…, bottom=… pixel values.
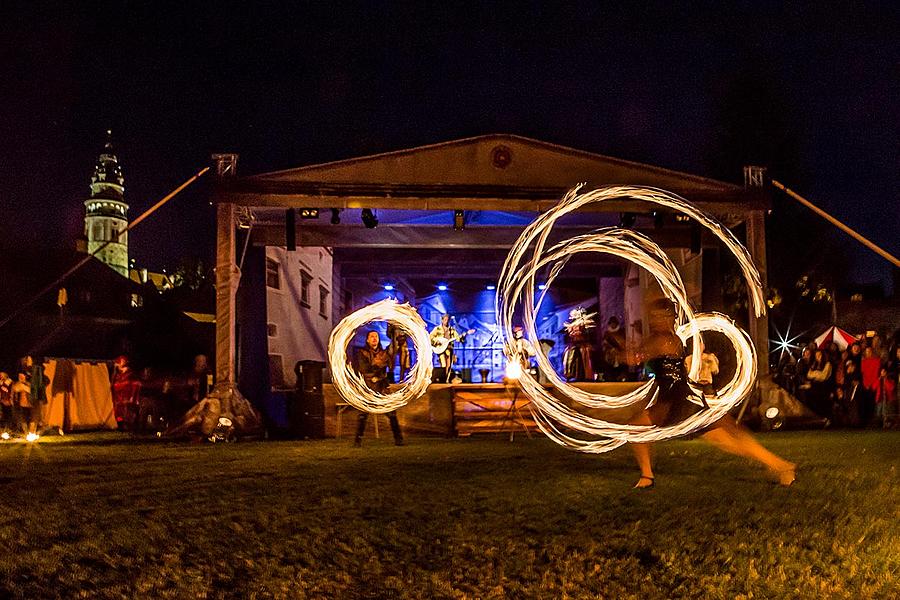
left=324, top=382, right=645, bottom=439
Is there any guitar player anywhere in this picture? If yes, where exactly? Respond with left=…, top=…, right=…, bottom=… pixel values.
left=429, top=314, right=473, bottom=383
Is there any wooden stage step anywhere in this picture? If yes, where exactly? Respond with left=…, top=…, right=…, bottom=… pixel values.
left=451, top=384, right=539, bottom=436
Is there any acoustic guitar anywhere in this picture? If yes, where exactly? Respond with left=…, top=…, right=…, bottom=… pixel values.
left=431, top=328, right=475, bottom=355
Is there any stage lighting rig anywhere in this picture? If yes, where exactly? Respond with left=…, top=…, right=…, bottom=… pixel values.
left=361, top=208, right=378, bottom=228
left=299, top=208, right=319, bottom=219
left=619, top=212, right=637, bottom=228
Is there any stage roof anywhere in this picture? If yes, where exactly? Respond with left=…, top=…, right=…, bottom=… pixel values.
left=214, top=134, right=768, bottom=218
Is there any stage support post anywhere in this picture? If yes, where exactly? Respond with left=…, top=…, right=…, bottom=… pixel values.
left=746, top=209, right=769, bottom=378
left=215, top=200, right=238, bottom=387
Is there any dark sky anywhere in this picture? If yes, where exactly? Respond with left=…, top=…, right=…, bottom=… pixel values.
left=1, top=2, right=897, bottom=290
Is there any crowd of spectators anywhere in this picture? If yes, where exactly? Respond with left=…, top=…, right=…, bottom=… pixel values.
left=0, top=354, right=211, bottom=439
left=774, top=330, right=900, bottom=428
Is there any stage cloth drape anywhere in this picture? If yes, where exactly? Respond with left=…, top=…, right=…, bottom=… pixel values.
left=41, top=360, right=117, bottom=431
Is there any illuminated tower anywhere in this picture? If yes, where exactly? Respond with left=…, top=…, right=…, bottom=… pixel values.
left=84, top=131, right=129, bottom=276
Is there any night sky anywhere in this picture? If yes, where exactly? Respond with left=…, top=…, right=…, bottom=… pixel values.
left=1, top=2, right=897, bottom=291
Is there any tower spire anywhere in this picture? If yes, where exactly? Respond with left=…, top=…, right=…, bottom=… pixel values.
left=83, top=131, right=129, bottom=276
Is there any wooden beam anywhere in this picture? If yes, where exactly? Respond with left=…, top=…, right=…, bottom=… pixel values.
left=213, top=181, right=770, bottom=213
left=250, top=224, right=695, bottom=249
left=746, top=210, right=769, bottom=378
left=215, top=202, right=237, bottom=385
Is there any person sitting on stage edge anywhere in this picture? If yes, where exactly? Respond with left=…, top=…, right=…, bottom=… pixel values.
left=354, top=330, right=403, bottom=447
left=628, top=298, right=796, bottom=489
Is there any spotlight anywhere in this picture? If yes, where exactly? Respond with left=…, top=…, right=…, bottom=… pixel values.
left=383, top=284, right=394, bottom=291
left=330, top=208, right=341, bottom=225
left=504, top=361, right=522, bottom=380
left=486, top=284, right=496, bottom=291
left=437, top=284, right=448, bottom=291
left=299, top=208, right=319, bottom=219
left=619, top=212, right=637, bottom=228
left=453, top=209, right=465, bottom=231
left=361, top=208, right=378, bottom=229
left=1, top=432, right=9, bottom=440
left=25, top=433, right=39, bottom=443
left=537, top=284, right=547, bottom=290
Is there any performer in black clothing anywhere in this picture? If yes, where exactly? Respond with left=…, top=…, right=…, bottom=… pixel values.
left=628, top=298, right=796, bottom=489
left=355, top=330, right=403, bottom=446
left=387, top=323, right=411, bottom=382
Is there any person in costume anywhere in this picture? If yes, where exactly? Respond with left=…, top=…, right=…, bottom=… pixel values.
left=562, top=307, right=596, bottom=381
left=387, top=322, right=411, bottom=382
left=354, top=330, right=403, bottom=446
left=629, top=298, right=796, bottom=489
left=111, top=355, right=142, bottom=431
left=430, top=314, right=471, bottom=383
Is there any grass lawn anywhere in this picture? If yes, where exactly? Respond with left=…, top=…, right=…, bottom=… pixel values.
left=0, top=431, right=898, bottom=599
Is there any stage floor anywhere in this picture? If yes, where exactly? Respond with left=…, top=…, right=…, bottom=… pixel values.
left=325, top=381, right=645, bottom=439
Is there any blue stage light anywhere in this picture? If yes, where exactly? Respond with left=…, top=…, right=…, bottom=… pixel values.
left=486, top=284, right=496, bottom=291
left=383, top=284, right=394, bottom=291
left=437, top=284, right=448, bottom=291
left=538, top=284, right=547, bottom=290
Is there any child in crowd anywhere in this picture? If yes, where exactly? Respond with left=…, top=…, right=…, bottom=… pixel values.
left=0, top=372, right=13, bottom=432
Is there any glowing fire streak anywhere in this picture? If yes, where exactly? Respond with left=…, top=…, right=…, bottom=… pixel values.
left=496, top=185, right=763, bottom=453
left=328, top=299, right=433, bottom=413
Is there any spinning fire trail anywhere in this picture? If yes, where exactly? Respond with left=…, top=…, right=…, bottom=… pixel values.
left=328, top=186, right=764, bottom=453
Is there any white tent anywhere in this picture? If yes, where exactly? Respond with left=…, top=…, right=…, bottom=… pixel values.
left=41, top=359, right=117, bottom=431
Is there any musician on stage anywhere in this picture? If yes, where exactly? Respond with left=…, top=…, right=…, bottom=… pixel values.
left=430, top=314, right=470, bottom=383
left=563, top=307, right=596, bottom=381
left=510, top=326, right=536, bottom=373
left=387, top=322, right=411, bottom=382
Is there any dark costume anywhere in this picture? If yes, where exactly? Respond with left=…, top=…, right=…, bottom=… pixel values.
left=644, top=357, right=708, bottom=427
left=563, top=309, right=596, bottom=382
left=387, top=324, right=411, bottom=382
left=355, top=344, right=403, bottom=445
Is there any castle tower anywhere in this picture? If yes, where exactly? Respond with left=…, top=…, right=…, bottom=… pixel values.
left=84, top=131, right=129, bottom=276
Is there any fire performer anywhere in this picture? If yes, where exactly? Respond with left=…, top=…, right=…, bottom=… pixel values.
left=354, top=330, right=403, bottom=446
left=629, top=298, right=796, bottom=489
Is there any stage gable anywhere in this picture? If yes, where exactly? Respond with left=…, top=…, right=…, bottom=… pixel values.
left=244, top=134, right=740, bottom=197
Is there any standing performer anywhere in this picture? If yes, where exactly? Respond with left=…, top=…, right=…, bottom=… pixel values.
left=387, top=322, right=411, bottom=382
left=629, top=298, right=796, bottom=489
left=563, top=307, right=596, bottom=381
left=601, top=316, right=627, bottom=381
left=430, top=314, right=472, bottom=383
left=510, top=326, right=537, bottom=374
left=354, top=330, right=404, bottom=446
left=111, top=355, right=142, bottom=431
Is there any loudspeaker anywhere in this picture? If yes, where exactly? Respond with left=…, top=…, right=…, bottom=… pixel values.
left=295, top=360, right=324, bottom=392
left=286, top=208, right=296, bottom=251
left=432, top=367, right=447, bottom=383
left=690, top=224, right=701, bottom=254
left=460, top=368, right=472, bottom=383
left=288, top=390, right=325, bottom=439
